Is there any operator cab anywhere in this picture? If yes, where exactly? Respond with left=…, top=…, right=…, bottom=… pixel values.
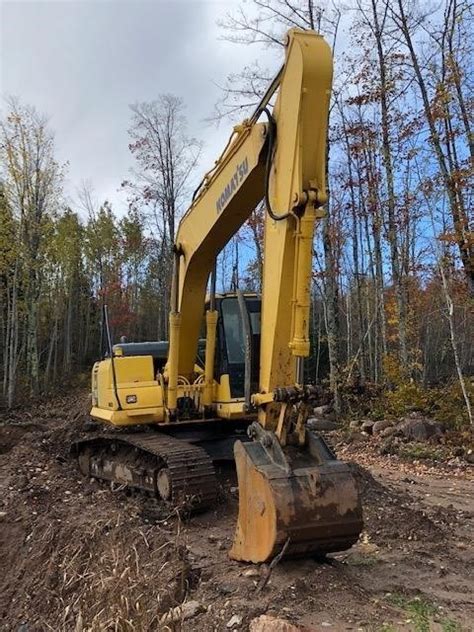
left=114, top=339, right=207, bottom=376
left=214, top=293, right=261, bottom=399
left=111, top=292, right=261, bottom=417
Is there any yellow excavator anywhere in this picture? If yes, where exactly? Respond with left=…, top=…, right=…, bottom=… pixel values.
left=74, top=28, right=363, bottom=563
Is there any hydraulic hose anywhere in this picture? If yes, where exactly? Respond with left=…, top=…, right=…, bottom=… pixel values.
left=263, top=107, right=291, bottom=221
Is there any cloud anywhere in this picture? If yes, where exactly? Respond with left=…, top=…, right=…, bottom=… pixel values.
left=0, top=0, right=266, bottom=216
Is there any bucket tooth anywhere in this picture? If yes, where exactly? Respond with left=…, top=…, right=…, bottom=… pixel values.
left=230, top=431, right=363, bottom=563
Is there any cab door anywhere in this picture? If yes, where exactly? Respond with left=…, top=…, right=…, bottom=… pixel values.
left=216, top=295, right=261, bottom=399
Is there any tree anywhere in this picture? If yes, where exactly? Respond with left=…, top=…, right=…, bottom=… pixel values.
left=389, top=0, right=473, bottom=293
left=123, top=95, right=202, bottom=337
left=0, top=184, right=20, bottom=407
left=0, top=98, right=64, bottom=395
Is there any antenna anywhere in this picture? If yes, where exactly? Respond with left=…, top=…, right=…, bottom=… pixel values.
left=103, top=304, right=122, bottom=411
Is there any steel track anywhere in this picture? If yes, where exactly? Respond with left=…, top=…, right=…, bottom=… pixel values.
left=72, top=432, right=218, bottom=512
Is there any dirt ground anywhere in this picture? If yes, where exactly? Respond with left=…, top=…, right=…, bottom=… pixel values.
left=0, top=394, right=472, bottom=631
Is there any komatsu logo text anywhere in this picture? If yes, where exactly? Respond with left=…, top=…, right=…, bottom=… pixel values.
left=216, top=157, right=249, bottom=214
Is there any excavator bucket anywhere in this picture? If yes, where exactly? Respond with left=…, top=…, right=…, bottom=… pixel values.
left=230, top=429, right=363, bottom=563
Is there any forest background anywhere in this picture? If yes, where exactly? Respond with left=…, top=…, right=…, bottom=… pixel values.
left=0, top=0, right=472, bottom=428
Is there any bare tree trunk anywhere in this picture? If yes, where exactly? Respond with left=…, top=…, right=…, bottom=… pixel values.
left=392, top=0, right=474, bottom=292
left=64, top=284, right=74, bottom=373
left=444, top=0, right=473, bottom=159
left=45, top=312, right=58, bottom=388
left=340, top=104, right=367, bottom=381
left=439, top=259, right=472, bottom=427
left=2, top=280, right=11, bottom=399
left=7, top=262, right=20, bottom=408
left=371, top=0, right=408, bottom=368
left=323, top=217, right=341, bottom=415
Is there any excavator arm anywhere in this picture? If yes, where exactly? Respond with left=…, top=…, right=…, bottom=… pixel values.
left=168, top=28, right=331, bottom=411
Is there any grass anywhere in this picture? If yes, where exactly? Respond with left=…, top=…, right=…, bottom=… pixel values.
left=440, top=620, right=463, bottom=632
left=346, top=553, right=379, bottom=567
left=398, top=443, right=445, bottom=461
left=385, top=594, right=463, bottom=632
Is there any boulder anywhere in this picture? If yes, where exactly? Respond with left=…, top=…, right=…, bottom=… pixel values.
left=307, top=418, right=339, bottom=432
left=349, top=419, right=361, bottom=430
left=399, top=417, right=444, bottom=442
left=372, top=420, right=393, bottom=435
left=250, top=615, right=301, bottom=632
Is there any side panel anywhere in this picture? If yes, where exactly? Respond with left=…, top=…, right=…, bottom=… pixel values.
left=215, top=373, right=246, bottom=419
left=91, top=357, right=164, bottom=425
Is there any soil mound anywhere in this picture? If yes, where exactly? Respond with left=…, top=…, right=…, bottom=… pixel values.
left=353, top=463, right=442, bottom=544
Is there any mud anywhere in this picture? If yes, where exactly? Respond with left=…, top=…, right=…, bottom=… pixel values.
left=0, top=394, right=472, bottom=631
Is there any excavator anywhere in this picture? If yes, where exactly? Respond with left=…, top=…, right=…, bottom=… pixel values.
left=73, top=28, right=363, bottom=563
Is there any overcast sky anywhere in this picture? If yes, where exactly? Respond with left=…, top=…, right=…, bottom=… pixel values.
left=0, top=0, right=273, bottom=217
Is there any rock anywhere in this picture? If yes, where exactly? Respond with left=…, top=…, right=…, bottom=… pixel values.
left=379, top=426, right=397, bottom=438
left=160, top=600, right=205, bottom=624
left=372, top=420, right=393, bottom=435
left=379, top=436, right=398, bottom=456
left=313, top=405, right=331, bottom=417
left=361, top=420, right=375, bottom=434
left=243, top=567, right=260, bottom=577
left=218, top=582, right=237, bottom=595
left=227, top=614, right=243, bottom=628
left=399, top=417, right=444, bottom=442
left=349, top=431, right=369, bottom=444
left=349, top=419, right=361, bottom=429
left=465, top=451, right=474, bottom=464
left=0, top=511, right=7, bottom=520
left=250, top=615, right=301, bottom=632
left=307, top=418, right=339, bottom=431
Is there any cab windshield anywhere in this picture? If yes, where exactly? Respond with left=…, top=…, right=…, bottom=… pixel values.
left=221, top=297, right=261, bottom=364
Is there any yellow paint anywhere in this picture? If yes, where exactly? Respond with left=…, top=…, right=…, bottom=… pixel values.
left=169, top=123, right=267, bottom=379
left=91, top=356, right=164, bottom=425
left=166, top=311, right=181, bottom=413
left=164, top=29, right=332, bottom=419
left=91, top=29, right=332, bottom=433
left=203, top=309, right=218, bottom=406
left=230, top=441, right=278, bottom=562
left=259, top=30, right=332, bottom=397
left=215, top=374, right=246, bottom=418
